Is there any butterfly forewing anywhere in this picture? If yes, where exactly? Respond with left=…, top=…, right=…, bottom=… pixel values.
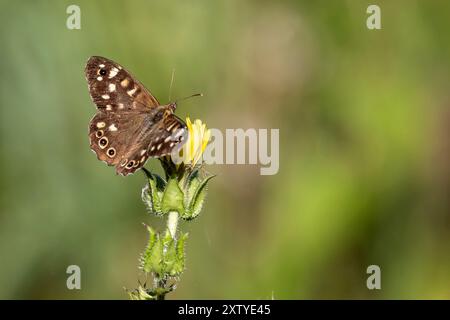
left=147, top=114, right=187, bottom=158
left=85, top=56, right=159, bottom=111
left=85, top=56, right=188, bottom=176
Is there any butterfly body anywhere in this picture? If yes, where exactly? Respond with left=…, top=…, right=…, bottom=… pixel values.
left=85, top=56, right=186, bottom=176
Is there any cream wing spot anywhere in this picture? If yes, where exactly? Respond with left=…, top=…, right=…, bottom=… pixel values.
left=140, top=150, right=146, bottom=156
left=97, top=76, right=103, bottom=81
left=127, top=87, right=137, bottom=96
left=96, top=122, right=106, bottom=128
left=109, top=67, right=119, bottom=78
left=108, top=124, right=118, bottom=132
left=106, top=104, right=112, bottom=111
left=167, top=123, right=176, bottom=131
left=102, top=94, right=110, bottom=100
left=120, top=158, right=128, bottom=167
left=108, top=83, right=116, bottom=92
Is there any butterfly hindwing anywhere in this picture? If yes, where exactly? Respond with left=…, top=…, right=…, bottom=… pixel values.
left=89, top=110, right=187, bottom=176
left=89, top=110, right=148, bottom=167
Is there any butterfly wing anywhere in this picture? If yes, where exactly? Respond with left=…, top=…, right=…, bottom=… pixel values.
left=89, top=109, right=187, bottom=176
left=85, top=56, right=187, bottom=176
left=85, top=56, right=159, bottom=112
left=88, top=110, right=149, bottom=167
left=115, top=113, right=187, bottom=176
left=147, top=114, right=187, bottom=157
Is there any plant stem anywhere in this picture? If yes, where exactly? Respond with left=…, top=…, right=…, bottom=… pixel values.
left=155, top=211, right=179, bottom=300
left=155, top=277, right=167, bottom=300
left=167, top=211, right=179, bottom=239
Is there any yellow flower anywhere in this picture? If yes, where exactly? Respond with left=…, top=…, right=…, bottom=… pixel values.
left=182, top=117, right=211, bottom=166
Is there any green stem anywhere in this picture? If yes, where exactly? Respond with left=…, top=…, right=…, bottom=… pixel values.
left=152, top=211, right=178, bottom=300
left=154, top=277, right=167, bottom=300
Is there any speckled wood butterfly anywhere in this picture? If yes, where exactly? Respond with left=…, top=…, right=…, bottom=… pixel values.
left=85, top=56, right=188, bottom=176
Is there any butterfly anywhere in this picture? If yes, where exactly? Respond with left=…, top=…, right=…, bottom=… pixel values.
left=85, top=56, right=187, bottom=176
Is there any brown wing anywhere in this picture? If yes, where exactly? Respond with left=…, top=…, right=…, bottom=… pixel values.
left=89, top=109, right=187, bottom=176
left=85, top=56, right=159, bottom=112
left=88, top=110, right=149, bottom=168
left=115, top=113, right=187, bottom=176
left=85, top=56, right=187, bottom=176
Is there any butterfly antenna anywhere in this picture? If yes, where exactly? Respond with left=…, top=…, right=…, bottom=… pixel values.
left=169, top=68, right=175, bottom=102
left=176, top=93, right=203, bottom=104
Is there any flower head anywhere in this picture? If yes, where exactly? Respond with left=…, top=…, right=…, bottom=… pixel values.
left=181, top=117, right=211, bottom=167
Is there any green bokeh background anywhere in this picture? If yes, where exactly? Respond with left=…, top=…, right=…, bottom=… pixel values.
left=1, top=0, right=449, bottom=299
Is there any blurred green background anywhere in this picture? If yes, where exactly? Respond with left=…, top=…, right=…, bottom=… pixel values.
left=1, top=0, right=450, bottom=299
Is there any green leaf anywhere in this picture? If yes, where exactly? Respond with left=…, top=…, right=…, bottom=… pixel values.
left=182, top=174, right=215, bottom=220
left=161, top=178, right=185, bottom=214
left=172, top=232, right=188, bottom=275
left=183, top=169, right=200, bottom=208
left=162, top=230, right=178, bottom=276
left=141, top=172, right=166, bottom=216
left=127, top=286, right=155, bottom=300
left=141, top=227, right=163, bottom=275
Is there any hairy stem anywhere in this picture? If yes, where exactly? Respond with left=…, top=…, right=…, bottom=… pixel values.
left=154, top=276, right=167, bottom=300
left=152, top=211, right=178, bottom=300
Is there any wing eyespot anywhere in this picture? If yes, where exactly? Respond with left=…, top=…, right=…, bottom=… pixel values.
left=107, top=147, right=116, bottom=158
left=99, top=137, right=108, bottom=149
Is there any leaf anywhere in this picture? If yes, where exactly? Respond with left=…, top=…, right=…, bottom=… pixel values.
left=161, top=178, right=185, bottom=214
left=184, top=169, right=200, bottom=208
left=172, top=232, right=188, bottom=275
left=141, top=227, right=163, bottom=275
left=127, top=286, right=155, bottom=300
left=182, top=174, right=215, bottom=220
left=141, top=171, right=166, bottom=216
left=162, top=231, right=177, bottom=276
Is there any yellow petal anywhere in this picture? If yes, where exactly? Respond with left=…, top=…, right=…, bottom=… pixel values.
left=179, top=117, right=210, bottom=167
